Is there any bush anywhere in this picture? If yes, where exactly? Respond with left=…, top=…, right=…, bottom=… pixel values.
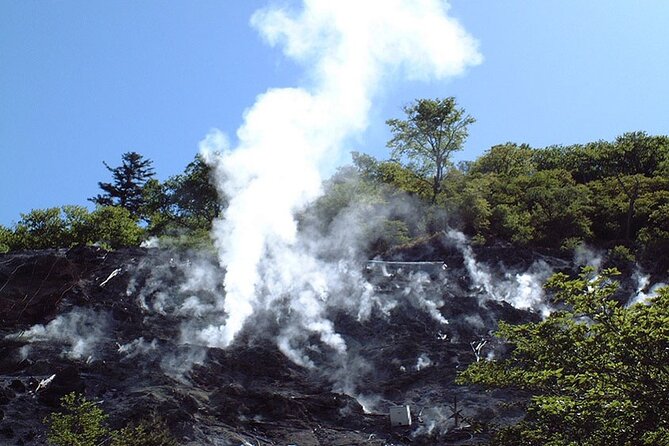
left=457, top=269, right=669, bottom=445
left=88, top=206, right=144, bottom=249
left=111, top=416, right=178, bottom=446
left=45, top=393, right=179, bottom=446
left=607, top=244, right=636, bottom=267
left=0, top=225, right=12, bottom=253
left=44, top=392, right=108, bottom=446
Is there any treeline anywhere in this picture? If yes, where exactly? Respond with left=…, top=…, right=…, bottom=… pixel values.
left=0, top=153, right=221, bottom=252
left=304, top=99, right=669, bottom=270
left=2, top=97, right=668, bottom=267
left=349, top=131, right=669, bottom=258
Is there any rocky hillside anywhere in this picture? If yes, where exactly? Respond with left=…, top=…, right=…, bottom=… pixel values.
left=0, top=243, right=594, bottom=445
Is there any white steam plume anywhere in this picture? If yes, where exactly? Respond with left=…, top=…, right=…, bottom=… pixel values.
left=198, top=0, right=481, bottom=348
left=445, top=229, right=553, bottom=316
left=628, top=269, right=666, bottom=306
left=8, top=309, right=109, bottom=361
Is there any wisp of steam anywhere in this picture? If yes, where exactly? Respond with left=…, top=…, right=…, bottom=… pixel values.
left=196, top=0, right=482, bottom=350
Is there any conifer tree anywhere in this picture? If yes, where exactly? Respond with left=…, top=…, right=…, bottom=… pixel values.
left=90, top=152, right=155, bottom=219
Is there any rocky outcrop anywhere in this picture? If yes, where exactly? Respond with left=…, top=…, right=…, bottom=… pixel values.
left=0, top=245, right=565, bottom=445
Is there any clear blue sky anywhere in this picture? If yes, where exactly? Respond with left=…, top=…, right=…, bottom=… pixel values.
left=1, top=1, right=668, bottom=226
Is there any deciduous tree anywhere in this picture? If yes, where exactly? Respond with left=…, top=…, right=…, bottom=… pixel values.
left=386, top=97, right=475, bottom=203
left=458, top=268, right=669, bottom=445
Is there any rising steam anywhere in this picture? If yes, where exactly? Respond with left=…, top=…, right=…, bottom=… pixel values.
left=197, top=0, right=482, bottom=349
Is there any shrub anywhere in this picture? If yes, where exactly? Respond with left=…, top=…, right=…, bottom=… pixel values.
left=44, top=392, right=108, bottom=446
left=111, top=415, right=178, bottom=446
left=45, top=393, right=179, bottom=446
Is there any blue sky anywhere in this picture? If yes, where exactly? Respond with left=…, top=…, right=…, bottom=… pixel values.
left=1, top=1, right=668, bottom=226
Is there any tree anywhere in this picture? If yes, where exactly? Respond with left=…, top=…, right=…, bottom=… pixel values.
left=457, top=175, right=495, bottom=243
left=521, top=169, right=592, bottom=247
left=12, top=208, right=67, bottom=249
left=110, top=415, right=178, bottom=446
left=88, top=206, right=144, bottom=249
left=457, top=268, right=669, bottom=445
left=45, top=392, right=178, bottom=446
left=0, top=206, right=143, bottom=251
left=45, top=392, right=109, bottom=446
left=90, top=152, right=155, bottom=220
left=161, top=154, right=222, bottom=231
left=0, top=225, right=13, bottom=253
left=601, top=133, right=669, bottom=242
left=386, top=97, right=475, bottom=203
left=470, top=143, right=535, bottom=177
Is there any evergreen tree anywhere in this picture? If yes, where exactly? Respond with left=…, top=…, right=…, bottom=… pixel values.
left=90, top=152, right=155, bottom=219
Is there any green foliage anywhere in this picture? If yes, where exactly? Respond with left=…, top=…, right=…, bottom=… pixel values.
left=387, top=97, right=475, bottom=203
left=470, top=143, right=535, bottom=177
left=110, top=416, right=178, bottom=446
left=3, top=109, right=667, bottom=259
left=521, top=170, right=593, bottom=247
left=149, top=154, right=222, bottom=235
left=309, top=164, right=385, bottom=231
left=455, top=169, right=592, bottom=248
left=609, top=132, right=669, bottom=178
left=607, top=245, right=636, bottom=270
left=62, top=205, right=94, bottom=245
left=0, top=225, right=11, bottom=253
left=90, top=152, right=155, bottom=220
left=458, top=268, right=669, bottom=445
left=153, top=228, right=215, bottom=252
left=45, top=393, right=178, bottom=446
left=458, top=176, right=494, bottom=242
left=88, top=206, right=144, bottom=249
left=369, top=219, right=412, bottom=254
left=13, top=207, right=67, bottom=249
left=490, top=203, right=534, bottom=246
left=45, top=392, right=109, bottom=446
left=1, top=205, right=143, bottom=251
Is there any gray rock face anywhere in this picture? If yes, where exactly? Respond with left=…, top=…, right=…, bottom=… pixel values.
left=0, top=246, right=562, bottom=445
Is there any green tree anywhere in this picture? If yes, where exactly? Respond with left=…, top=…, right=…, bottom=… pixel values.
left=12, top=208, right=67, bottom=249
left=470, top=143, right=535, bottom=177
left=600, top=134, right=669, bottom=241
left=386, top=97, right=475, bottom=203
left=62, top=205, right=94, bottom=246
left=90, top=152, right=155, bottom=220
left=110, top=416, right=178, bottom=446
left=89, top=206, right=144, bottom=249
left=45, top=392, right=109, bottom=446
left=0, top=225, right=13, bottom=253
left=608, top=132, right=669, bottom=178
left=458, top=175, right=494, bottom=243
left=160, top=154, right=222, bottom=232
left=1, top=206, right=144, bottom=251
left=45, top=393, right=178, bottom=446
left=533, top=142, right=609, bottom=184
left=351, top=151, right=383, bottom=183
left=458, top=268, right=669, bottom=445
left=521, top=169, right=592, bottom=247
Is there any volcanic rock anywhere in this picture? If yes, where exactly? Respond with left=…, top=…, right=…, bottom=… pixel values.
left=0, top=244, right=573, bottom=445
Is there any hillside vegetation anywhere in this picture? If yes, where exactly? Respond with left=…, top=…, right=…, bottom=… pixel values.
left=2, top=98, right=668, bottom=274
left=1, top=98, right=668, bottom=445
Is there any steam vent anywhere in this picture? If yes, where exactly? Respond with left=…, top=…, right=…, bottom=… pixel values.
left=3, top=0, right=669, bottom=443
left=0, top=236, right=595, bottom=445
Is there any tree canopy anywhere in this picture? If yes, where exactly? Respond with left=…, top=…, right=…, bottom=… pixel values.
left=457, top=268, right=669, bottom=445
left=90, top=152, right=155, bottom=220
left=2, top=100, right=669, bottom=265
left=386, top=97, right=475, bottom=203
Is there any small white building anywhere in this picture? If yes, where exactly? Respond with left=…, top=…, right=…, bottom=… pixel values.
left=389, top=405, right=412, bottom=427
